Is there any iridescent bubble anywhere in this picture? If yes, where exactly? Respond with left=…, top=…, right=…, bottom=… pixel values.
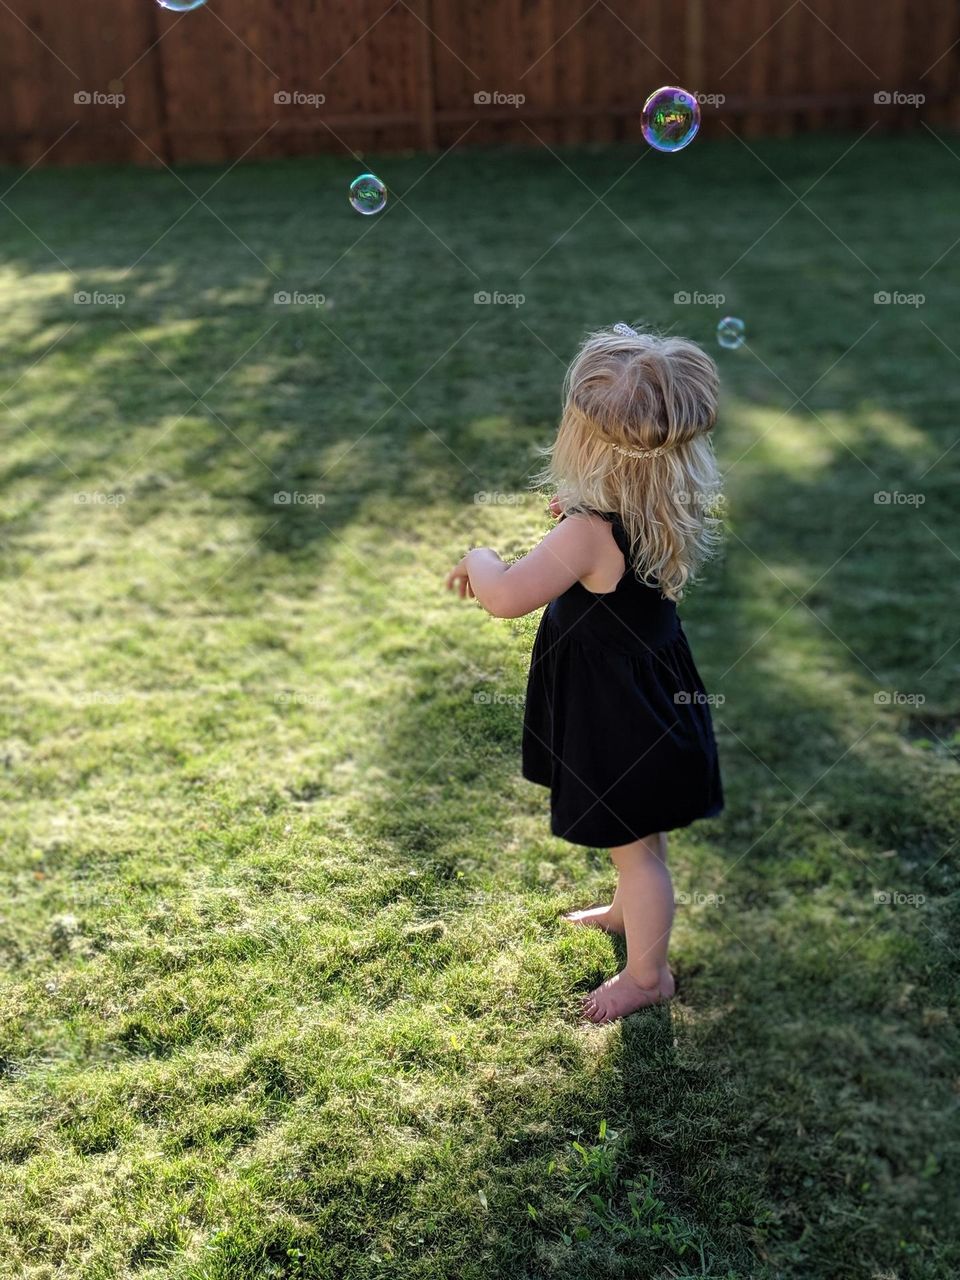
left=717, top=316, right=745, bottom=350
left=156, top=0, right=207, bottom=10
left=641, top=86, right=701, bottom=153
left=349, top=173, right=387, bottom=216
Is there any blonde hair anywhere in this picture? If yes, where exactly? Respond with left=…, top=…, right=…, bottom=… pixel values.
left=534, top=325, right=723, bottom=601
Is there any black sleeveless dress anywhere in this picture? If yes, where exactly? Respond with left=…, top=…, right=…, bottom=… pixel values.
left=521, top=511, right=723, bottom=847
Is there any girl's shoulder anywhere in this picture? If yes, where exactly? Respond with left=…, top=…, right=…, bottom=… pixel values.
left=584, top=508, right=631, bottom=556
left=561, top=505, right=623, bottom=526
left=559, top=509, right=633, bottom=579
left=559, top=505, right=627, bottom=541
left=576, top=505, right=622, bottom=523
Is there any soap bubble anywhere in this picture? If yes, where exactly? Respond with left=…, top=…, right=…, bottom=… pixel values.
left=349, top=173, right=387, bottom=215
left=641, top=86, right=700, bottom=153
left=156, top=0, right=207, bottom=10
left=717, top=316, right=745, bottom=350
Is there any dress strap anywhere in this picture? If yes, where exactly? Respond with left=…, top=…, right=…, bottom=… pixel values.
left=600, top=511, right=631, bottom=560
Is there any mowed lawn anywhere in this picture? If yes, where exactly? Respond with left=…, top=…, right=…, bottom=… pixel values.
left=0, top=131, right=958, bottom=1280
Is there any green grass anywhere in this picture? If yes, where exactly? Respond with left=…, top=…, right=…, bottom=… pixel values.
left=0, top=131, right=958, bottom=1279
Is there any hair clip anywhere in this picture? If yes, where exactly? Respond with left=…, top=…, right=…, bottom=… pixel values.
left=612, top=322, right=639, bottom=338
left=610, top=440, right=675, bottom=460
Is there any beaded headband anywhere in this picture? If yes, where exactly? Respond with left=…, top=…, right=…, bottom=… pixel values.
left=610, top=440, right=679, bottom=460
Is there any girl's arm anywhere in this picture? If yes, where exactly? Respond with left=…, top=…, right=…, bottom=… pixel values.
left=445, top=514, right=605, bottom=619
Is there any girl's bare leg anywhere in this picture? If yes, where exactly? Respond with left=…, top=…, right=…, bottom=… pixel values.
left=582, top=832, right=675, bottom=1023
left=562, top=832, right=668, bottom=935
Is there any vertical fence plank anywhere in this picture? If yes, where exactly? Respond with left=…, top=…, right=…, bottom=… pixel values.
left=415, top=0, right=438, bottom=150
left=144, top=1, right=172, bottom=166
left=687, top=0, right=704, bottom=94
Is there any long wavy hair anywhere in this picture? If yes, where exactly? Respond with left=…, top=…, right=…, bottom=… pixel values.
left=533, top=325, right=724, bottom=601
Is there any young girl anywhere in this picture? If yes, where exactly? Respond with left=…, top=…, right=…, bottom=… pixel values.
left=445, top=324, right=723, bottom=1025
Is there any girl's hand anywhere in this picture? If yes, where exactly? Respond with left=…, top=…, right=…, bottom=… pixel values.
left=548, top=495, right=563, bottom=519
left=445, top=555, right=475, bottom=599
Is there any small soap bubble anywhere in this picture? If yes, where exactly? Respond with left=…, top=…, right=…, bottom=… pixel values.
left=641, top=86, right=701, bottom=153
left=156, top=0, right=207, bottom=10
left=717, top=316, right=745, bottom=350
left=349, top=173, right=387, bottom=215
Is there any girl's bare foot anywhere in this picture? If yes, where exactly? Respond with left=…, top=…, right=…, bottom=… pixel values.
left=561, top=905, right=624, bottom=934
left=581, top=965, right=675, bottom=1024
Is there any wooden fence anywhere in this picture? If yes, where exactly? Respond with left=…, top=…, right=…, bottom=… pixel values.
left=0, top=0, right=957, bottom=167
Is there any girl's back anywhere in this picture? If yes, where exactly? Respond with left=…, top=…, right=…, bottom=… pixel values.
left=547, top=510, right=680, bottom=656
